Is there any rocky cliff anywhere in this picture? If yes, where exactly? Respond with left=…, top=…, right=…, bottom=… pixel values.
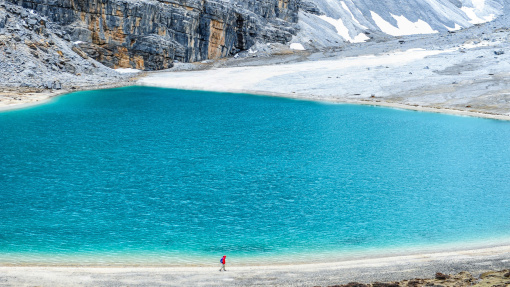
left=0, top=0, right=131, bottom=92
left=6, top=0, right=300, bottom=70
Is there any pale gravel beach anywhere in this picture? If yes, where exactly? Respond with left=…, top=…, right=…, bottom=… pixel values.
left=1, top=245, right=510, bottom=286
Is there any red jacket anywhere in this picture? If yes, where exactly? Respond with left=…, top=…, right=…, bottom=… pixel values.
left=221, top=256, right=226, bottom=264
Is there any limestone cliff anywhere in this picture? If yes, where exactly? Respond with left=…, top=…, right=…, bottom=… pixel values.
left=0, top=1, right=130, bottom=91
left=6, top=0, right=299, bottom=70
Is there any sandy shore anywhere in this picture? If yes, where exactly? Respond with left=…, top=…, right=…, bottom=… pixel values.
left=1, top=245, right=509, bottom=286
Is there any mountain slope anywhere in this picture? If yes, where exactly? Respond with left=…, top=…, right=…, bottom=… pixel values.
left=295, top=0, right=506, bottom=48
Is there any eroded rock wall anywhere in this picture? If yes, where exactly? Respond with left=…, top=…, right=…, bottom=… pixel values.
left=0, top=1, right=130, bottom=91
left=6, top=0, right=299, bottom=70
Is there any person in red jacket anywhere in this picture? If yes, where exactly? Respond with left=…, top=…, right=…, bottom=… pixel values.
left=219, top=255, right=227, bottom=271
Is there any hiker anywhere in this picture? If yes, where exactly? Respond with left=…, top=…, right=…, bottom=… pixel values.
left=219, top=255, right=226, bottom=271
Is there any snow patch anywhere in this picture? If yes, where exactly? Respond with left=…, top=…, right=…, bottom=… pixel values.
left=290, top=43, right=306, bottom=50
left=340, top=1, right=368, bottom=29
left=444, top=23, right=463, bottom=31
left=115, top=68, right=142, bottom=74
left=318, top=15, right=350, bottom=42
left=370, top=11, right=438, bottom=36
left=460, top=40, right=497, bottom=49
left=352, top=33, right=370, bottom=43
left=460, top=6, right=495, bottom=24
left=318, top=15, right=369, bottom=43
left=471, top=0, right=485, bottom=10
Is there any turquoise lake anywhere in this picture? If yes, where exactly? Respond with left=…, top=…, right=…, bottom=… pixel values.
left=1, top=86, right=510, bottom=266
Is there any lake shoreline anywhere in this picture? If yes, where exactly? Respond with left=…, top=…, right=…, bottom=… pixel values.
left=2, top=241, right=510, bottom=267
left=184, top=88, right=510, bottom=121
left=0, top=78, right=140, bottom=112
left=2, top=84, right=510, bottom=122
left=4, top=40, right=510, bottom=122
left=1, top=245, right=509, bottom=286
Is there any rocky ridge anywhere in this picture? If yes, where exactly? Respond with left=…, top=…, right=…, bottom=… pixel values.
left=6, top=0, right=300, bottom=71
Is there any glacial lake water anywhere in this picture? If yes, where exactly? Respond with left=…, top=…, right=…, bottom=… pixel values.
left=1, top=86, right=510, bottom=266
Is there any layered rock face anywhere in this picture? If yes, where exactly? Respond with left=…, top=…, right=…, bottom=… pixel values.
left=0, top=1, right=130, bottom=90
left=6, top=0, right=299, bottom=70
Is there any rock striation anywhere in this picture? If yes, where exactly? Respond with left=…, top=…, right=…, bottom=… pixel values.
left=6, top=0, right=300, bottom=70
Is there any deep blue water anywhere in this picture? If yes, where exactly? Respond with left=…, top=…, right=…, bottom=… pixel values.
left=1, top=86, right=510, bottom=265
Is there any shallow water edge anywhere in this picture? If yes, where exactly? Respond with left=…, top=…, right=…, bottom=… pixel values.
left=2, top=85, right=510, bottom=122
left=1, top=236, right=510, bottom=267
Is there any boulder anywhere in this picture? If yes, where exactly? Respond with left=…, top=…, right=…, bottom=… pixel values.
left=52, top=81, right=61, bottom=90
left=435, top=273, right=449, bottom=280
